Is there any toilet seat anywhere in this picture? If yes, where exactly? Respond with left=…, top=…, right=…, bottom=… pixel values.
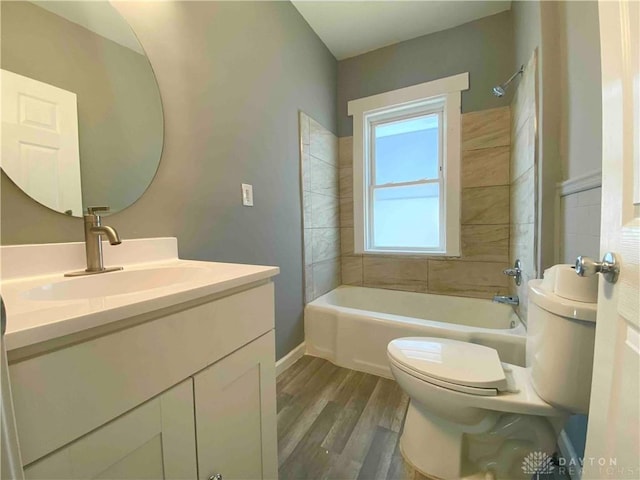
left=388, top=337, right=516, bottom=397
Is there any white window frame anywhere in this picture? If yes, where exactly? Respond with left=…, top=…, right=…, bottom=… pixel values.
left=348, top=73, right=469, bottom=256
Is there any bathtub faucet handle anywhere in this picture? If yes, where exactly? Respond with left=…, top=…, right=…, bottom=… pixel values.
left=503, top=259, right=522, bottom=286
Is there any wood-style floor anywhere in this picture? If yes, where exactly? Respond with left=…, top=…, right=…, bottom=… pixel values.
left=276, top=355, right=430, bottom=480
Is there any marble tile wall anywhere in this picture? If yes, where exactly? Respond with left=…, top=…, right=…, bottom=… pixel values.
left=560, top=187, right=601, bottom=263
left=300, top=112, right=341, bottom=303
left=509, top=52, right=538, bottom=321
left=338, top=106, right=512, bottom=299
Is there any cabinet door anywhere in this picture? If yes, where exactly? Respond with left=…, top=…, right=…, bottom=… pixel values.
left=24, top=379, right=197, bottom=480
left=194, top=331, right=277, bottom=480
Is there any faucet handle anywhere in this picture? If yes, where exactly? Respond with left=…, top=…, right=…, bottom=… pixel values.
left=503, top=259, right=522, bottom=286
left=86, top=206, right=111, bottom=216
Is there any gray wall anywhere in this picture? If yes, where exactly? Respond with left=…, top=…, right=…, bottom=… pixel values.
left=558, top=1, right=602, bottom=179
left=512, top=1, right=541, bottom=73
left=337, top=11, right=514, bottom=137
left=0, top=1, right=338, bottom=360
left=1, top=1, right=163, bottom=215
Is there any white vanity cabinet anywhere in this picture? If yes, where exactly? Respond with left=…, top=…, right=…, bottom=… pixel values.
left=8, top=281, right=278, bottom=480
left=194, top=331, right=277, bottom=480
left=23, top=379, right=198, bottom=479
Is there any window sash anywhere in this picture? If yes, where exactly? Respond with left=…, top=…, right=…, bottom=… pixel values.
left=367, top=180, right=445, bottom=252
left=365, top=107, right=445, bottom=252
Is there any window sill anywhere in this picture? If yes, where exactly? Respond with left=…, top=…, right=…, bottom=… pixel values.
left=361, top=250, right=461, bottom=258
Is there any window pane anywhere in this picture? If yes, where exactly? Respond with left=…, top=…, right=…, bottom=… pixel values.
left=372, top=184, right=440, bottom=249
left=374, top=114, right=439, bottom=185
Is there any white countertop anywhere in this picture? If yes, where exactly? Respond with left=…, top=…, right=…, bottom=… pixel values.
left=1, top=238, right=279, bottom=351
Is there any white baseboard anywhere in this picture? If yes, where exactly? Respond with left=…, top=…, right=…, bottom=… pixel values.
left=558, top=429, right=581, bottom=480
left=276, top=342, right=306, bottom=377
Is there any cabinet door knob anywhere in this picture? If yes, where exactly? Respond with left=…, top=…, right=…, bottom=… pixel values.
left=209, top=475, right=223, bottom=480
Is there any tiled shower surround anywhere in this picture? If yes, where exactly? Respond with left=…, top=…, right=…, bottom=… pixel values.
left=337, top=106, right=512, bottom=300
left=300, top=112, right=341, bottom=303
left=509, top=52, right=538, bottom=320
left=301, top=82, right=540, bottom=304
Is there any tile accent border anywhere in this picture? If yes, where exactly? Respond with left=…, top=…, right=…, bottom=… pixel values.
left=558, top=169, right=602, bottom=197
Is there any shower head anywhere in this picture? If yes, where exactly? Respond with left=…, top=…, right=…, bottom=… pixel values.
left=492, top=65, right=524, bottom=97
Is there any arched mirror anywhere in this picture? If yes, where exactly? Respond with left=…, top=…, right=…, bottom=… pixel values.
left=1, top=1, right=163, bottom=217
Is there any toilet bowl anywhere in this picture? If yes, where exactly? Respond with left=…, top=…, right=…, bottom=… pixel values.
left=388, top=266, right=598, bottom=479
left=388, top=338, right=565, bottom=479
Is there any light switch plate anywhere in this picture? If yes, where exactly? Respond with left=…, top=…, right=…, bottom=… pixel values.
left=241, top=183, right=254, bottom=206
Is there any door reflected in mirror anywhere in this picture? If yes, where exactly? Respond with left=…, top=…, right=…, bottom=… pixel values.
left=0, top=1, right=163, bottom=217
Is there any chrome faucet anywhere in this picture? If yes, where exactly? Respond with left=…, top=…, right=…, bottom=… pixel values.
left=493, top=295, right=519, bottom=306
left=65, top=206, right=123, bottom=277
left=503, top=259, right=522, bottom=286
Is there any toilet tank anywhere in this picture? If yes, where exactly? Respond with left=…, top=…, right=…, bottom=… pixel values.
left=526, top=266, right=598, bottom=414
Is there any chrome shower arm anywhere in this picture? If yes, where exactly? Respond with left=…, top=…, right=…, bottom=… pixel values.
left=502, top=65, right=524, bottom=87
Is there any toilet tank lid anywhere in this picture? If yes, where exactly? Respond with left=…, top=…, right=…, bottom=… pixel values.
left=387, top=337, right=507, bottom=390
left=528, top=279, right=598, bottom=322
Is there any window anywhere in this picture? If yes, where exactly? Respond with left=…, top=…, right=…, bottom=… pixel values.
left=348, top=73, right=468, bottom=255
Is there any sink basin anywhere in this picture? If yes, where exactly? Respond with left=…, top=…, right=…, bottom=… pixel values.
left=23, top=266, right=211, bottom=301
left=1, top=238, right=279, bottom=351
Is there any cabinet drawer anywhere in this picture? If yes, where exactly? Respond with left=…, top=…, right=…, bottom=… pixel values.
left=12, top=282, right=274, bottom=465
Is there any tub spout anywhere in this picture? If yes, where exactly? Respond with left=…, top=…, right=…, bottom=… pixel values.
left=493, top=295, right=519, bottom=306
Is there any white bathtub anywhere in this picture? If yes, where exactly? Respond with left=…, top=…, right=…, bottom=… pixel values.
left=304, top=286, right=526, bottom=378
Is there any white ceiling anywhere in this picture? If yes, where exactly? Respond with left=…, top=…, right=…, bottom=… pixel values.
left=291, top=1, right=512, bottom=60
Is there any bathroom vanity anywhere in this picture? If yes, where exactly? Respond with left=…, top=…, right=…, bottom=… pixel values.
left=1, top=238, right=279, bottom=480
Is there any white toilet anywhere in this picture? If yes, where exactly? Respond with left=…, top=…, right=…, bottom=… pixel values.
left=388, top=265, right=598, bottom=479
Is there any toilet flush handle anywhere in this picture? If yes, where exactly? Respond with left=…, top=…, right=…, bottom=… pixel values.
left=575, top=252, right=620, bottom=283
